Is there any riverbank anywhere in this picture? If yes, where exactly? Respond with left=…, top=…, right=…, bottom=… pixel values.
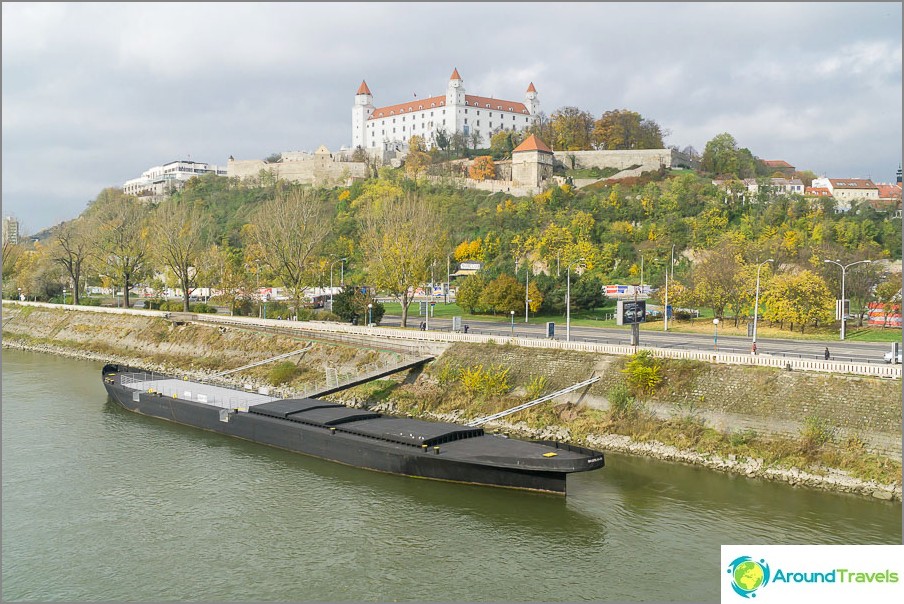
left=2, top=303, right=900, bottom=501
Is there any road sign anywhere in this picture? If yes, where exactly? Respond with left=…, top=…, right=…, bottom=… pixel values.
left=616, top=300, right=646, bottom=325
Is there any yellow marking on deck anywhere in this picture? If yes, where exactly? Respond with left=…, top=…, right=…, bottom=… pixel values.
left=543, top=452, right=558, bottom=457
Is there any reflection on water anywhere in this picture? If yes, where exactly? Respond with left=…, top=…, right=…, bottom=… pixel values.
left=3, top=349, right=901, bottom=602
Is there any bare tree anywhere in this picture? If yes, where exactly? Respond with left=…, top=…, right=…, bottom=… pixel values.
left=247, top=186, right=331, bottom=317
left=152, top=200, right=211, bottom=311
left=360, top=193, right=446, bottom=327
left=49, top=217, right=95, bottom=305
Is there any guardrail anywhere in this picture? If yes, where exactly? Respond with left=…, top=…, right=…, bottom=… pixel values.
left=5, top=300, right=901, bottom=379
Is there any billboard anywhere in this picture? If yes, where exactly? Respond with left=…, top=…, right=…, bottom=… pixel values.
left=616, top=300, right=647, bottom=325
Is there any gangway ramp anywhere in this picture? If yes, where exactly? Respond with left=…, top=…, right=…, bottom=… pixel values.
left=467, top=374, right=600, bottom=427
left=209, top=344, right=314, bottom=378
left=305, top=355, right=435, bottom=398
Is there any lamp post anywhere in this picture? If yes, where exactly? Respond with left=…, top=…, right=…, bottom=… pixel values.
left=824, top=259, right=871, bottom=340
left=62, top=288, right=68, bottom=305
left=17, top=287, right=22, bottom=301
left=566, top=258, right=585, bottom=342
left=510, top=310, right=515, bottom=336
left=329, top=257, right=347, bottom=307
left=524, top=259, right=530, bottom=323
left=255, top=260, right=262, bottom=318
left=752, top=259, right=774, bottom=345
left=713, top=318, right=719, bottom=350
left=368, top=303, right=373, bottom=326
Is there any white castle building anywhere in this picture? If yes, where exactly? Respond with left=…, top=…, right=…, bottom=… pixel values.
left=352, top=68, right=539, bottom=152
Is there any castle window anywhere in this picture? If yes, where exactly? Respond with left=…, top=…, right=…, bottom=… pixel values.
left=477, top=110, right=480, bottom=116
left=431, top=103, right=435, bottom=108
left=465, top=109, right=468, bottom=114
left=477, top=120, right=480, bottom=126
left=489, top=112, right=493, bottom=117
left=486, top=104, right=490, bottom=108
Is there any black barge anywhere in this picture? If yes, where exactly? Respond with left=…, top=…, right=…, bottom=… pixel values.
left=101, top=365, right=605, bottom=494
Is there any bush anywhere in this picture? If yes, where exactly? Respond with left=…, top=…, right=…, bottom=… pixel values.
left=607, top=383, right=638, bottom=419
left=799, top=415, right=835, bottom=456
left=525, top=375, right=549, bottom=400
left=269, top=361, right=299, bottom=386
left=459, top=364, right=510, bottom=398
left=622, top=350, right=662, bottom=397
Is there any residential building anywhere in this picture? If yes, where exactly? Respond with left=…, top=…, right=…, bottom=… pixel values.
left=810, top=177, right=879, bottom=212
left=742, top=177, right=804, bottom=196
left=761, top=159, right=795, bottom=177
left=3, top=215, right=19, bottom=245
left=123, top=160, right=227, bottom=200
left=352, top=68, right=539, bottom=153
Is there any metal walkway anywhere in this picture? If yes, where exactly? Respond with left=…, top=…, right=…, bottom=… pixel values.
left=304, top=355, right=435, bottom=398
left=467, top=375, right=600, bottom=427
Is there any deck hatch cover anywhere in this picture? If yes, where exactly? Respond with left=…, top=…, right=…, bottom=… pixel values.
left=289, top=407, right=381, bottom=426
left=250, top=399, right=340, bottom=419
left=339, top=417, right=485, bottom=447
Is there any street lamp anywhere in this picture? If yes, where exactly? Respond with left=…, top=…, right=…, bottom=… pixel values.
left=524, top=260, right=530, bottom=323
left=62, top=288, right=68, bottom=305
left=368, top=302, right=373, bottom=326
left=510, top=310, right=515, bottom=336
left=566, top=258, right=585, bottom=342
left=824, top=259, right=872, bottom=341
left=752, top=259, right=774, bottom=345
left=255, top=260, right=262, bottom=318
left=713, top=318, right=719, bottom=351
left=329, top=257, right=347, bottom=307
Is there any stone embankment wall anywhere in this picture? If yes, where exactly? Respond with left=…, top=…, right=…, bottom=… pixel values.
left=227, top=155, right=367, bottom=187
left=433, top=343, right=902, bottom=457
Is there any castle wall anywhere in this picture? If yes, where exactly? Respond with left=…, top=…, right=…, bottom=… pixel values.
left=227, top=156, right=368, bottom=187
left=554, top=149, right=676, bottom=172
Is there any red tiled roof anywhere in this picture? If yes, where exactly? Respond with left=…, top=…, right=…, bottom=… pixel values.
left=763, top=160, right=793, bottom=168
left=450, top=67, right=462, bottom=81
left=369, top=94, right=528, bottom=120
left=526, top=82, right=537, bottom=93
left=877, top=183, right=903, bottom=200
left=829, top=178, right=877, bottom=189
left=369, top=95, right=446, bottom=119
left=513, top=134, right=551, bottom=154
left=465, top=94, right=528, bottom=114
left=357, top=81, right=372, bottom=95
left=805, top=187, right=832, bottom=196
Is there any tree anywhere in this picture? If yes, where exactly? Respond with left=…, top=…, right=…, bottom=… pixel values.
left=360, top=193, right=446, bottom=327
left=49, top=217, right=94, bottom=305
left=478, top=273, right=522, bottom=314
left=332, top=286, right=384, bottom=325
left=469, top=155, right=496, bottom=181
left=592, top=109, right=666, bottom=150
left=433, top=128, right=451, bottom=153
left=549, top=106, right=595, bottom=151
left=489, top=129, right=520, bottom=159
left=152, top=200, right=211, bottom=311
left=689, top=240, right=744, bottom=319
left=570, top=274, right=606, bottom=311
left=247, top=186, right=331, bottom=318
left=761, top=270, right=834, bottom=333
left=206, top=242, right=253, bottom=315
left=874, top=273, right=902, bottom=328
left=405, top=136, right=431, bottom=180
left=455, top=273, right=486, bottom=313
left=701, top=132, right=740, bottom=177
left=92, top=190, right=151, bottom=308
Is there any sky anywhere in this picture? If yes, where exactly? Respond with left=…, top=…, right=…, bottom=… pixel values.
left=2, top=2, right=902, bottom=234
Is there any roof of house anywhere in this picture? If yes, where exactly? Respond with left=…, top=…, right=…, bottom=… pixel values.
left=526, top=82, right=537, bottom=93
left=805, top=187, right=833, bottom=196
left=877, top=183, right=902, bottom=199
left=513, top=134, right=552, bottom=154
left=357, top=81, right=372, bottom=95
left=763, top=160, right=794, bottom=169
left=829, top=178, right=877, bottom=189
left=450, top=67, right=462, bottom=81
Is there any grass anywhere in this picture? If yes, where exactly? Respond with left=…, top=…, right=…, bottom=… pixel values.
left=381, top=301, right=902, bottom=343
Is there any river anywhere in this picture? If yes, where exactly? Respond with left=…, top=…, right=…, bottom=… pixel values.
left=2, top=349, right=900, bottom=602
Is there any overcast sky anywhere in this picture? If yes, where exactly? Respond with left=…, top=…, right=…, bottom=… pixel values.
left=2, top=2, right=902, bottom=234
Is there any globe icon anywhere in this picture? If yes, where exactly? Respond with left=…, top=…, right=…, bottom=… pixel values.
left=733, top=560, right=765, bottom=592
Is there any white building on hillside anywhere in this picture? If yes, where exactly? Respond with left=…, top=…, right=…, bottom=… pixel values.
left=810, top=177, right=879, bottom=212
left=352, top=68, right=539, bottom=153
left=3, top=215, right=19, bottom=245
left=123, top=160, right=227, bottom=200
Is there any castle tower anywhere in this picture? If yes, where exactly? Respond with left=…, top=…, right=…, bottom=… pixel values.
left=525, top=82, right=540, bottom=119
left=511, top=134, right=553, bottom=188
left=897, top=163, right=902, bottom=184
left=352, top=80, right=374, bottom=149
left=446, top=68, right=465, bottom=137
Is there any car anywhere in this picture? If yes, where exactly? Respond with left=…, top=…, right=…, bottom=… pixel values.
left=883, top=350, right=902, bottom=364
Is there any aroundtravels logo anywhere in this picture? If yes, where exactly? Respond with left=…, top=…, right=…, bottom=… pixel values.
left=726, top=556, right=771, bottom=598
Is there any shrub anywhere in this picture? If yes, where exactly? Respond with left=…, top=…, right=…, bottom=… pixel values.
left=459, top=364, right=510, bottom=398
left=607, top=383, right=638, bottom=419
left=269, top=361, right=299, bottom=386
left=436, top=363, right=460, bottom=386
left=622, top=350, right=662, bottom=397
left=799, top=415, right=835, bottom=456
left=525, top=375, right=549, bottom=400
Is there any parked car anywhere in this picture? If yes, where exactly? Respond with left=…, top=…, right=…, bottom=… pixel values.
left=883, top=350, right=902, bottom=364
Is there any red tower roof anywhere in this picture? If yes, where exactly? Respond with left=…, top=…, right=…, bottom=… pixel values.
left=357, top=80, right=372, bottom=95
left=450, top=67, right=462, bottom=81
left=513, top=134, right=552, bottom=154
left=526, top=82, right=537, bottom=93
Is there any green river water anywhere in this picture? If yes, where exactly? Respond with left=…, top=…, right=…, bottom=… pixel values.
left=2, top=349, right=901, bottom=602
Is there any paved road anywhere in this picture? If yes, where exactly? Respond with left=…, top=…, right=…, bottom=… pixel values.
left=381, top=314, right=898, bottom=365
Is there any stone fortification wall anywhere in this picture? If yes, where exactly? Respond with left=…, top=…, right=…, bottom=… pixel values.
left=228, top=155, right=367, bottom=187
left=554, top=148, right=675, bottom=172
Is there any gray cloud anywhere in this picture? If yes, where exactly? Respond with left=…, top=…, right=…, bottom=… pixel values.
left=2, top=2, right=901, bottom=232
